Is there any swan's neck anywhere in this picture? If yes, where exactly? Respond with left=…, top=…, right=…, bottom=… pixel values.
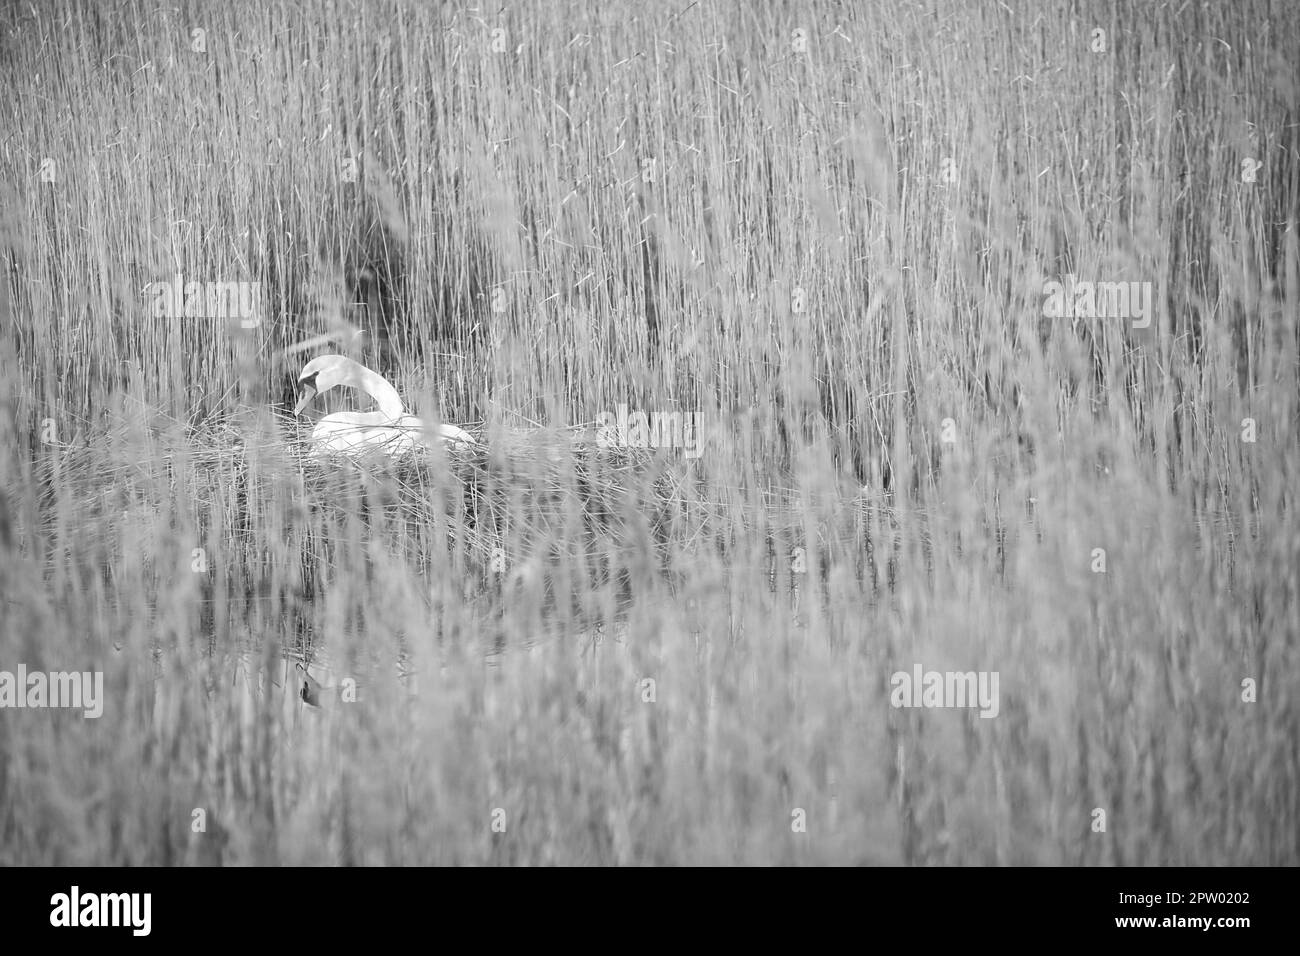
left=350, top=366, right=406, bottom=419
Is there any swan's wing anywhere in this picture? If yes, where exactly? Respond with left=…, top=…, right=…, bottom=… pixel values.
left=393, top=415, right=477, bottom=448
left=437, top=423, right=476, bottom=446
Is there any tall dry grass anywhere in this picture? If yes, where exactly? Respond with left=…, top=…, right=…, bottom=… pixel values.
left=1, top=0, right=1296, bottom=864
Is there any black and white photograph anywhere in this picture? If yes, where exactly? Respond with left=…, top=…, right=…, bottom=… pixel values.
left=0, top=0, right=1294, bottom=926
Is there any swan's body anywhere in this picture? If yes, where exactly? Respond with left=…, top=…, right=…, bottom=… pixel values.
left=293, top=355, right=475, bottom=457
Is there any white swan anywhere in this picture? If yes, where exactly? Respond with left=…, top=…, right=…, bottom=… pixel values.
left=293, top=354, right=475, bottom=456
left=296, top=663, right=330, bottom=707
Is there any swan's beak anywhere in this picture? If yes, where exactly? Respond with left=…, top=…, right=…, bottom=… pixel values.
left=296, top=663, right=324, bottom=707
left=293, top=383, right=317, bottom=416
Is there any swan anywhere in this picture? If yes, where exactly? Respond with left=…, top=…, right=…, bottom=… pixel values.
left=296, top=663, right=328, bottom=707
left=296, top=662, right=343, bottom=708
left=293, top=354, right=475, bottom=456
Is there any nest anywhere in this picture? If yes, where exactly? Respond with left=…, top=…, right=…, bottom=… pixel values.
left=27, top=405, right=897, bottom=653
left=296, top=420, right=684, bottom=560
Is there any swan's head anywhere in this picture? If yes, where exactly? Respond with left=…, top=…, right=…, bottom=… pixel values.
left=294, top=354, right=365, bottom=416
